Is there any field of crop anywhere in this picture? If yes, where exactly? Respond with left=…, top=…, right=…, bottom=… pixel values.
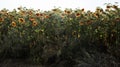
left=0, top=4, right=120, bottom=67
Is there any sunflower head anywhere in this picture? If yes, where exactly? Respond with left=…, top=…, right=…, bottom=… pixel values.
left=61, top=13, right=65, bottom=18
left=0, top=17, right=4, bottom=22
left=79, top=22, right=84, bottom=26
left=66, top=11, right=71, bottom=14
left=116, top=18, right=120, bottom=22
left=44, top=15, right=49, bottom=18
left=86, top=20, right=92, bottom=25
left=29, top=18, right=35, bottom=22
left=36, top=13, right=40, bottom=16
left=106, top=5, right=111, bottom=9
left=19, top=18, right=25, bottom=24
left=32, top=21, right=38, bottom=26
left=40, top=13, right=44, bottom=17
left=75, top=13, right=80, bottom=17
left=81, top=8, right=84, bottom=12
left=64, top=10, right=71, bottom=15
left=52, top=9, right=57, bottom=12
left=11, top=21, right=16, bottom=27
left=112, top=5, right=118, bottom=9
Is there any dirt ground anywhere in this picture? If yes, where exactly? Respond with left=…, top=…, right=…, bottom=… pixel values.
left=0, top=59, right=42, bottom=67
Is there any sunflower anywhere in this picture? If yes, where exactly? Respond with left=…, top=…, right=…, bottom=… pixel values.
left=29, top=18, right=35, bottom=22
left=64, top=10, right=67, bottom=13
left=18, top=18, right=25, bottom=24
left=32, top=21, right=38, bottom=26
left=81, top=8, right=84, bottom=12
left=113, top=5, right=118, bottom=9
left=86, top=20, right=92, bottom=25
left=36, top=13, right=40, bottom=16
left=28, top=11, right=33, bottom=15
left=93, top=13, right=98, bottom=18
left=0, top=17, right=4, bottom=22
left=115, top=18, right=120, bottom=22
left=64, top=10, right=71, bottom=15
left=61, top=13, right=65, bottom=18
left=40, top=13, right=44, bottom=17
left=44, top=15, right=49, bottom=18
left=52, top=9, right=57, bottom=12
left=106, top=5, right=111, bottom=8
left=75, top=13, right=80, bottom=17
left=11, top=21, right=16, bottom=27
left=66, top=11, right=71, bottom=14
left=79, top=22, right=84, bottom=26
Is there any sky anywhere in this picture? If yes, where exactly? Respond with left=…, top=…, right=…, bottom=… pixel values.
left=0, top=0, right=120, bottom=11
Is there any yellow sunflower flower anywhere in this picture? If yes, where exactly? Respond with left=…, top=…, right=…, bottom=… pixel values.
left=18, top=18, right=25, bottom=24
left=64, top=10, right=71, bottom=15
left=11, top=21, right=16, bottom=27
left=32, top=21, right=38, bottom=26
left=75, top=13, right=80, bottom=17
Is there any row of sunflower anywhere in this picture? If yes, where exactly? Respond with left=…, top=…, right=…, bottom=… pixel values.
left=0, top=4, right=120, bottom=65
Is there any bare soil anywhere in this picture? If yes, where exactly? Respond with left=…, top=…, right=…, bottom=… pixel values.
left=0, top=59, right=42, bottom=67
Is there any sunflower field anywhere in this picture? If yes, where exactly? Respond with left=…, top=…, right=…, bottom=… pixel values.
left=0, top=4, right=120, bottom=67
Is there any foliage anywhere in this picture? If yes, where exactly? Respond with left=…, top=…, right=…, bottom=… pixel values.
left=0, top=4, right=120, bottom=66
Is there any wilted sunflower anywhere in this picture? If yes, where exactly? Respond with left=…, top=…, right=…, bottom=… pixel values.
left=32, top=21, right=38, bottom=26
left=18, top=18, right=25, bottom=24
left=11, top=21, right=16, bottom=27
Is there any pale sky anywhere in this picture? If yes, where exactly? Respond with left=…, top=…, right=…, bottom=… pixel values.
left=0, top=0, right=120, bottom=11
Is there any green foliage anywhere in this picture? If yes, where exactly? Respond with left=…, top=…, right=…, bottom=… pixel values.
left=0, top=4, right=120, bottom=66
